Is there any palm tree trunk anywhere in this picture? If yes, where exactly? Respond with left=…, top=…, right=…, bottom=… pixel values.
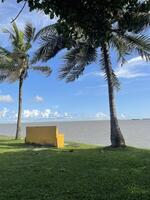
left=102, top=42, right=126, bottom=147
left=15, top=76, right=23, bottom=140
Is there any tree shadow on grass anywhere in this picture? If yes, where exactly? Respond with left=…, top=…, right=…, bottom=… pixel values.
left=0, top=141, right=29, bottom=150
left=0, top=139, right=98, bottom=151
left=0, top=138, right=58, bottom=149
left=0, top=140, right=150, bottom=200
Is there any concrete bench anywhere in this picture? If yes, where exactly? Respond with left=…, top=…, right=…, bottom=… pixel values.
left=25, top=126, right=64, bottom=148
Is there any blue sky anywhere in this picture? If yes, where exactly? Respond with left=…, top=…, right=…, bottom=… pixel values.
left=0, top=0, right=150, bottom=122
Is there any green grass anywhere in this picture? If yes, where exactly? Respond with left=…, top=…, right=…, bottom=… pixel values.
left=0, top=136, right=150, bottom=200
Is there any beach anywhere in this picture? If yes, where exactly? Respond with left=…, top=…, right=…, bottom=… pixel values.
left=0, top=119, right=150, bottom=148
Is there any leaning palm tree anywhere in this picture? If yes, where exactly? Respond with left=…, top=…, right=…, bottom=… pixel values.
left=33, top=25, right=150, bottom=147
left=59, top=36, right=150, bottom=147
left=0, top=22, right=52, bottom=139
left=33, top=9, right=150, bottom=147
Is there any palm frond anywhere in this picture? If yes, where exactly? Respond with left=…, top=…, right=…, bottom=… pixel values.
left=0, top=22, right=46, bottom=83
left=59, top=44, right=97, bottom=82
left=32, top=34, right=65, bottom=63
left=30, top=66, right=52, bottom=76
left=119, top=33, right=150, bottom=61
left=3, top=22, right=25, bottom=51
left=110, top=34, right=129, bottom=65
left=129, top=13, right=150, bottom=33
left=137, top=1, right=150, bottom=12
left=33, top=23, right=75, bottom=64
left=24, top=23, right=35, bottom=49
left=12, top=22, right=24, bottom=50
left=119, top=12, right=150, bottom=33
left=59, top=48, right=79, bottom=80
left=0, top=62, right=13, bottom=70
left=2, top=28, right=16, bottom=41
left=34, top=24, right=57, bottom=41
left=0, top=47, right=11, bottom=58
left=0, top=62, right=20, bottom=83
left=0, top=74, right=8, bottom=83
left=12, top=22, right=20, bottom=41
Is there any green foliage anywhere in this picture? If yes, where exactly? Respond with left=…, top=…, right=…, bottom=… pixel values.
left=32, top=23, right=73, bottom=64
left=31, top=34, right=65, bottom=63
left=119, top=34, right=150, bottom=61
left=59, top=44, right=97, bottom=82
left=1, top=137, right=150, bottom=200
left=31, top=1, right=150, bottom=90
left=24, top=23, right=35, bottom=50
left=14, top=0, right=150, bottom=45
left=31, top=66, right=52, bottom=76
left=57, top=32, right=150, bottom=89
left=0, top=22, right=51, bottom=83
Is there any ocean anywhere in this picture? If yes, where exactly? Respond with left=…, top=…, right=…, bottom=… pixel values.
left=0, top=120, right=150, bottom=148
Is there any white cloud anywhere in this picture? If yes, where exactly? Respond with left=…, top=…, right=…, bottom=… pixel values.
left=89, top=56, right=150, bottom=79
left=22, top=109, right=72, bottom=120
left=41, top=109, right=52, bottom=118
left=96, top=112, right=108, bottom=119
left=64, top=112, right=69, bottom=117
left=79, top=56, right=150, bottom=80
left=0, top=108, right=8, bottom=118
left=0, top=105, right=73, bottom=121
left=35, top=95, right=44, bottom=103
left=115, top=56, right=149, bottom=79
left=23, top=109, right=40, bottom=119
left=120, top=113, right=126, bottom=119
left=0, top=95, right=14, bottom=103
left=63, top=112, right=73, bottom=119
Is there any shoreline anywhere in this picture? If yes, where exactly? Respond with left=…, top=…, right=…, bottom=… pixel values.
left=0, top=120, right=150, bottom=149
left=0, top=118, right=147, bottom=124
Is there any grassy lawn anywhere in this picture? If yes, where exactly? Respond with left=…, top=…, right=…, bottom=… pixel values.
left=0, top=136, right=150, bottom=200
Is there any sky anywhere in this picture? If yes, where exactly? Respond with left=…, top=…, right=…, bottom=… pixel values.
left=0, top=0, right=150, bottom=122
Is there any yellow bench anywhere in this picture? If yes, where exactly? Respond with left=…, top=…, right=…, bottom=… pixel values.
left=25, top=126, right=64, bottom=148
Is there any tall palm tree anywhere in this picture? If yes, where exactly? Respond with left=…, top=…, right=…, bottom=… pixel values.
left=33, top=11, right=150, bottom=147
left=33, top=24, right=150, bottom=147
left=59, top=36, right=150, bottom=147
left=0, top=22, right=52, bottom=139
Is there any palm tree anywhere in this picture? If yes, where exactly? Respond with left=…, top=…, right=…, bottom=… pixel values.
left=59, top=36, right=150, bottom=147
left=0, top=22, right=52, bottom=139
left=33, top=11, right=150, bottom=147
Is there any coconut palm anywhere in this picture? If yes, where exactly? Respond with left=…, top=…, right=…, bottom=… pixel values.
left=33, top=23, right=150, bottom=147
left=33, top=4, right=150, bottom=147
left=59, top=36, right=150, bottom=147
left=0, top=22, right=52, bottom=139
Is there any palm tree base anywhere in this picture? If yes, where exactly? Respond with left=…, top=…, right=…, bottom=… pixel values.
left=111, top=144, right=126, bottom=148
left=15, top=131, right=21, bottom=140
left=15, top=137, right=21, bottom=140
